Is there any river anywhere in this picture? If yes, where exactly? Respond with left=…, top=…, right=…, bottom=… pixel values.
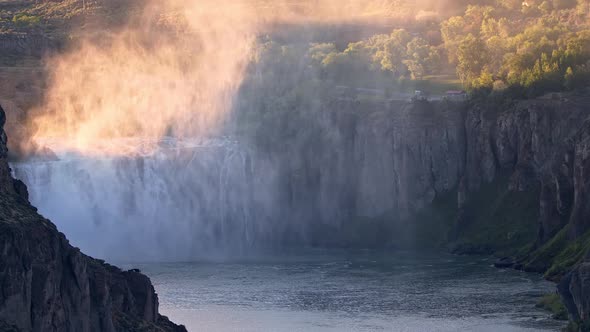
left=123, top=250, right=565, bottom=332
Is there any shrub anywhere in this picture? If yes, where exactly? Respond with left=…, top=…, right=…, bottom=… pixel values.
left=12, top=14, right=41, bottom=28
left=536, top=293, right=568, bottom=320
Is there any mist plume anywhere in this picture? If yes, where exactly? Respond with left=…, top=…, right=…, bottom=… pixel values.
left=28, top=0, right=418, bottom=156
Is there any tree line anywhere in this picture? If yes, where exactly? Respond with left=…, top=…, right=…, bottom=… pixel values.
left=251, top=0, right=589, bottom=96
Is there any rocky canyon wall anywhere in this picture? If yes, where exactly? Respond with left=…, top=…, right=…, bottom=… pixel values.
left=243, top=90, right=590, bottom=325
left=0, top=104, right=186, bottom=332
left=12, top=91, right=590, bottom=254
left=8, top=89, right=590, bottom=328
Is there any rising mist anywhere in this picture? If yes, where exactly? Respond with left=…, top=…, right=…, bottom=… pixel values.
left=28, top=0, right=427, bottom=156
left=15, top=0, right=430, bottom=260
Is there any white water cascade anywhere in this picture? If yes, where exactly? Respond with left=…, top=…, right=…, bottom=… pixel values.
left=11, top=137, right=281, bottom=261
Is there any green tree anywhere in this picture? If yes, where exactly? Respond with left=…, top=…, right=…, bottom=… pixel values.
left=441, top=16, right=467, bottom=64
left=456, top=34, right=490, bottom=85
left=307, top=43, right=337, bottom=65
left=404, top=37, right=431, bottom=79
left=486, top=36, right=507, bottom=73
left=481, top=18, right=500, bottom=40
left=473, top=69, right=495, bottom=89
left=369, top=29, right=411, bottom=76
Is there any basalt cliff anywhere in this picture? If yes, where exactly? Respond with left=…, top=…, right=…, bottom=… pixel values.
left=4, top=88, right=590, bottom=330
left=239, top=89, right=590, bottom=328
left=0, top=104, right=186, bottom=332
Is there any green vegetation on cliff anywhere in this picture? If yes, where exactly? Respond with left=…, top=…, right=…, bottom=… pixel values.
left=523, top=226, right=590, bottom=280
left=536, top=293, right=568, bottom=320
left=450, top=175, right=540, bottom=256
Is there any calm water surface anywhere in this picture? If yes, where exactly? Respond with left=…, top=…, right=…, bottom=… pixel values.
left=125, top=250, right=565, bottom=332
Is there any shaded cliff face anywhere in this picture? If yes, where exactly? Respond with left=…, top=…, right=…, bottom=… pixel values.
left=0, top=104, right=186, bottom=332
left=274, top=100, right=465, bottom=220
left=0, top=34, right=58, bottom=58
left=453, top=94, right=590, bottom=249
left=237, top=91, right=590, bottom=325
left=249, top=99, right=467, bottom=247
left=236, top=91, right=590, bottom=249
left=559, top=262, right=590, bottom=327
left=466, top=96, right=590, bottom=241
left=11, top=91, right=590, bottom=255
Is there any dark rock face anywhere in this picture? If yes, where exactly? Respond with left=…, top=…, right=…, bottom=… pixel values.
left=559, top=262, right=590, bottom=324
left=431, top=95, right=590, bottom=245
left=0, top=34, right=58, bottom=57
left=0, top=104, right=186, bottom=332
left=263, top=99, right=467, bottom=237
left=494, top=257, right=515, bottom=268
left=569, top=121, right=590, bottom=240
left=282, top=93, right=590, bottom=244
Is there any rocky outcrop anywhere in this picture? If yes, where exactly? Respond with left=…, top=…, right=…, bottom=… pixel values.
left=569, top=120, right=590, bottom=240
left=462, top=96, right=590, bottom=242
left=0, top=33, right=59, bottom=58
left=559, top=262, right=590, bottom=328
left=0, top=103, right=186, bottom=332
left=0, top=106, right=30, bottom=203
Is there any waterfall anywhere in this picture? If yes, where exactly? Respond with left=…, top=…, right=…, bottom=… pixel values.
left=11, top=137, right=280, bottom=261
left=9, top=102, right=452, bottom=259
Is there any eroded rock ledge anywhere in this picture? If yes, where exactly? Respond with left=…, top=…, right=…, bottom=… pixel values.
left=0, top=104, right=186, bottom=332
